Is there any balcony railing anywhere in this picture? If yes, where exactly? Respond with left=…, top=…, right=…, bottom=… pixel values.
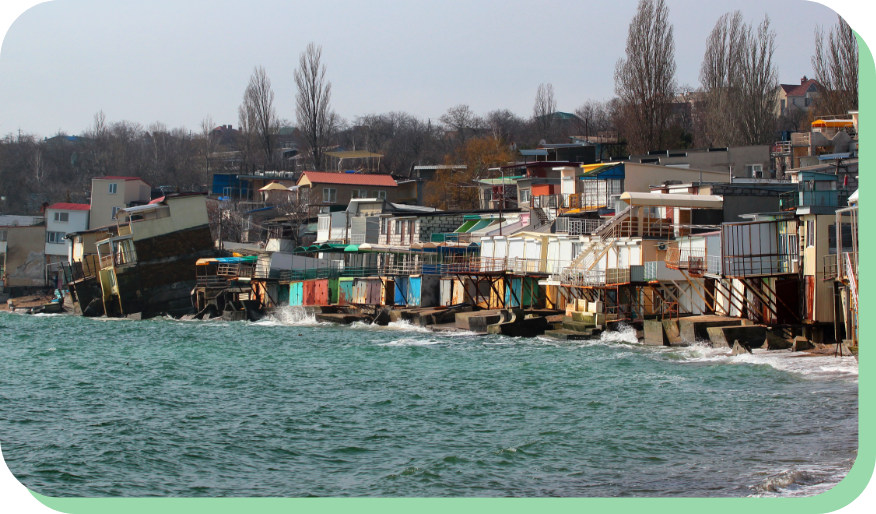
left=665, top=247, right=706, bottom=270
left=217, top=263, right=255, bottom=278
left=707, top=255, right=722, bottom=276
left=826, top=252, right=858, bottom=282
left=555, top=217, right=600, bottom=235
left=780, top=190, right=850, bottom=211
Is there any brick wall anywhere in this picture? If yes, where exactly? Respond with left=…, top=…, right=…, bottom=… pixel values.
left=416, top=214, right=468, bottom=243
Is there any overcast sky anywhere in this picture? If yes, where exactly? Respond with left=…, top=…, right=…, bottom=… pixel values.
left=0, top=0, right=856, bottom=137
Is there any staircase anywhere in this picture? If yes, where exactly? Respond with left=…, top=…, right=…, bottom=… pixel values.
left=543, top=315, right=605, bottom=340
left=532, top=207, right=551, bottom=228
left=547, top=206, right=633, bottom=285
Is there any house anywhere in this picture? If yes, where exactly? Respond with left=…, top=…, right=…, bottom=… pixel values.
left=94, top=193, right=215, bottom=318
left=296, top=171, right=399, bottom=213
left=89, top=176, right=152, bottom=230
left=44, top=203, right=90, bottom=288
left=777, top=77, right=821, bottom=117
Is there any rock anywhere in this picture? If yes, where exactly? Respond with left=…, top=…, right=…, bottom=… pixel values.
left=732, top=340, right=752, bottom=355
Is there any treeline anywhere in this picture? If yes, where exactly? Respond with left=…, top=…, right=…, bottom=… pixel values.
left=0, top=1, right=857, bottom=215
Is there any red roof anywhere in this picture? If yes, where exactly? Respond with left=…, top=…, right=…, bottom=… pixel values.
left=93, top=176, right=147, bottom=182
left=781, top=79, right=820, bottom=97
left=298, top=171, right=398, bottom=187
left=47, top=203, right=90, bottom=211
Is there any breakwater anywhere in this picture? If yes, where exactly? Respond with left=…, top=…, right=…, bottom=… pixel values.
left=0, top=309, right=858, bottom=497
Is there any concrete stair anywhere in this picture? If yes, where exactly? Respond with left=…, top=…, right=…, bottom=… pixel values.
left=542, top=316, right=604, bottom=340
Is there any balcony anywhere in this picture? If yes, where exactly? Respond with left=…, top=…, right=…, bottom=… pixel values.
left=664, top=247, right=705, bottom=271
left=779, top=190, right=850, bottom=211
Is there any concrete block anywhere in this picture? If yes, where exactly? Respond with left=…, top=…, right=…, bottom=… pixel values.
left=644, top=319, right=669, bottom=346
left=661, top=319, right=682, bottom=345
left=706, top=325, right=766, bottom=349
left=791, top=336, right=814, bottom=352
left=576, top=299, right=588, bottom=312
left=678, top=316, right=751, bottom=343
left=589, top=301, right=603, bottom=314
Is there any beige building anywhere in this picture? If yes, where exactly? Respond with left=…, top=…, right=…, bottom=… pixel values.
left=777, top=77, right=820, bottom=117
left=89, top=176, right=152, bottom=230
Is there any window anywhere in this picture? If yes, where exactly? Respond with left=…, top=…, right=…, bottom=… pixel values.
left=807, top=220, right=815, bottom=248
left=781, top=99, right=786, bottom=111
left=380, top=217, right=388, bottom=235
left=111, top=206, right=121, bottom=219
left=108, top=183, right=118, bottom=194
left=318, top=216, right=330, bottom=231
left=53, top=212, right=69, bottom=223
left=0, top=229, right=6, bottom=242
left=374, top=190, right=386, bottom=200
left=805, top=97, right=812, bottom=107
left=323, top=188, right=337, bottom=203
left=745, top=164, right=763, bottom=178
left=46, top=231, right=66, bottom=244
left=519, top=189, right=531, bottom=204
left=351, top=189, right=368, bottom=199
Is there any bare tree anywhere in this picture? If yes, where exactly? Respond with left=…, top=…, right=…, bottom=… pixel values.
left=698, top=11, right=745, bottom=146
left=614, top=0, right=677, bottom=154
left=199, top=115, right=219, bottom=184
left=439, top=104, right=481, bottom=150
left=574, top=100, right=614, bottom=140
left=736, top=15, right=779, bottom=146
left=243, top=66, right=280, bottom=167
left=698, top=12, right=778, bottom=147
left=532, top=83, right=557, bottom=139
left=294, top=42, right=335, bottom=170
left=812, top=15, right=858, bottom=116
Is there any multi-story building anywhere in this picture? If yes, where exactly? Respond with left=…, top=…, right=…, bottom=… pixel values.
left=89, top=176, right=152, bottom=229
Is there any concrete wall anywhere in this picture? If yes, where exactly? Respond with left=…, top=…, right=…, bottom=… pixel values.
left=90, top=179, right=151, bottom=229
left=131, top=196, right=209, bottom=241
left=4, top=226, right=47, bottom=287
left=415, top=214, right=468, bottom=243
left=623, top=163, right=731, bottom=193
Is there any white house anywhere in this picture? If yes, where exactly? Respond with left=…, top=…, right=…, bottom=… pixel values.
left=45, top=203, right=90, bottom=261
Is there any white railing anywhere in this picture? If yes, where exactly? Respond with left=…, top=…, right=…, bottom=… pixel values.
left=555, top=217, right=600, bottom=235
left=707, top=255, right=722, bottom=276
left=350, top=234, right=366, bottom=245
left=644, top=261, right=658, bottom=281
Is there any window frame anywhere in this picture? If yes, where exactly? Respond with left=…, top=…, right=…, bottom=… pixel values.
left=111, top=206, right=121, bottom=219
left=54, top=212, right=69, bottom=223
left=374, top=190, right=386, bottom=200
left=46, top=231, right=66, bottom=244
left=108, top=183, right=118, bottom=194
left=323, top=188, right=337, bottom=204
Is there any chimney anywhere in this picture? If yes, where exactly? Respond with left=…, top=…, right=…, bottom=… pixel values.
left=801, top=76, right=808, bottom=84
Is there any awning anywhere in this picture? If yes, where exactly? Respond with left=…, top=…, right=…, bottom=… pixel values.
left=344, top=244, right=360, bottom=252
left=196, top=258, right=217, bottom=266
left=620, top=192, right=723, bottom=209
left=259, top=181, right=291, bottom=191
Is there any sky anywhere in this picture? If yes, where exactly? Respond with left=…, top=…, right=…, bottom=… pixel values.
left=0, top=0, right=861, bottom=138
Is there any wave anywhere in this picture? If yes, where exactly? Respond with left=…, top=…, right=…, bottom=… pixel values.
left=257, top=307, right=327, bottom=327
left=751, top=461, right=853, bottom=497
left=667, top=344, right=858, bottom=380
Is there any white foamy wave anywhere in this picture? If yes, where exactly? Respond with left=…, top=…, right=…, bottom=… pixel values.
left=378, top=337, right=453, bottom=347
left=346, top=319, right=433, bottom=333
left=260, top=307, right=327, bottom=327
left=751, top=462, right=852, bottom=497
left=731, top=350, right=858, bottom=379
left=597, top=323, right=640, bottom=346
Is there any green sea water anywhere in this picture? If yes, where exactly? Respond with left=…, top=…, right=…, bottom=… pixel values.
left=0, top=309, right=859, bottom=497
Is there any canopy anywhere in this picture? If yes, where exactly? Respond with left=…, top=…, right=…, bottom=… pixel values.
left=620, top=192, right=723, bottom=209
left=195, top=256, right=258, bottom=266
left=344, top=244, right=360, bottom=252
left=259, top=182, right=291, bottom=191
left=812, top=119, right=853, bottom=128
left=849, top=189, right=858, bottom=204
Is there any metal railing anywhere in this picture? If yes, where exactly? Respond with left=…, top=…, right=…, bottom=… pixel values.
left=350, top=234, right=366, bottom=245
left=217, top=263, right=256, bottom=278
left=555, top=217, right=600, bottom=235
left=722, top=255, right=796, bottom=277
left=665, top=247, right=706, bottom=270
left=431, top=232, right=473, bottom=244
left=532, top=194, right=569, bottom=210
left=707, top=255, right=722, bottom=276
left=644, top=261, right=658, bottom=281
left=823, top=254, right=838, bottom=280
left=780, top=190, right=851, bottom=211
left=196, top=275, right=230, bottom=287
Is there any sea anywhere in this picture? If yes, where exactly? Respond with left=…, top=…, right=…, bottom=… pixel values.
left=0, top=308, right=859, bottom=497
